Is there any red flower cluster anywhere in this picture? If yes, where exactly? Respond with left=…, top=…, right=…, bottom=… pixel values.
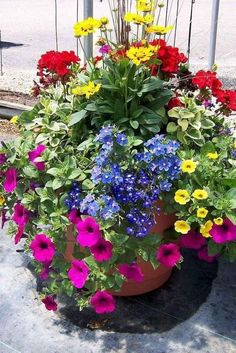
left=150, top=39, right=187, bottom=75
left=33, top=50, right=80, bottom=95
left=192, top=70, right=236, bottom=111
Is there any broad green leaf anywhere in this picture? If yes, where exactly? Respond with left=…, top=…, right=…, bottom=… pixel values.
left=52, top=178, right=64, bottom=190
left=226, top=188, right=236, bottom=209
left=47, top=168, right=60, bottom=176
left=208, top=239, right=223, bottom=256
left=226, top=211, right=236, bottom=225
left=201, top=118, right=215, bottom=129
left=178, top=119, right=189, bottom=131
left=141, top=78, right=163, bottom=93
left=186, top=128, right=201, bottom=140
left=68, top=110, right=87, bottom=127
left=167, top=122, right=177, bottom=133
left=23, top=165, right=39, bottom=178
left=130, top=120, right=139, bottom=129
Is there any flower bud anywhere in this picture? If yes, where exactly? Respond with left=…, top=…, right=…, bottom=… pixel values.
left=158, top=0, right=165, bottom=8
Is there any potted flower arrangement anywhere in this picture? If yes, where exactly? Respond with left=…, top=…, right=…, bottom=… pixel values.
left=1, top=0, right=236, bottom=314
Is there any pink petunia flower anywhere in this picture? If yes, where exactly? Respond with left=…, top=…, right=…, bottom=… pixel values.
left=42, top=296, right=57, bottom=311
left=76, top=217, right=101, bottom=247
left=99, top=44, right=111, bottom=55
left=1, top=209, right=8, bottom=229
left=210, top=218, right=236, bottom=244
left=68, top=259, right=89, bottom=289
left=90, top=237, right=113, bottom=262
left=39, top=263, right=51, bottom=280
left=118, top=263, right=144, bottom=282
left=30, top=233, right=56, bottom=263
left=0, top=153, right=6, bottom=165
left=179, top=230, right=206, bottom=250
left=198, top=246, right=217, bottom=263
left=12, top=204, right=30, bottom=226
left=3, top=168, right=17, bottom=193
left=156, top=243, right=181, bottom=268
left=68, top=209, right=81, bottom=225
left=28, top=144, right=46, bottom=171
left=90, top=290, right=116, bottom=314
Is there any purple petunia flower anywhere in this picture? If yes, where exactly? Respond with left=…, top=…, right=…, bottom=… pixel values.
left=118, top=263, right=144, bottom=282
left=28, top=144, right=46, bottom=171
left=180, top=230, right=206, bottom=250
left=30, top=233, right=56, bottom=263
left=68, top=259, right=89, bottom=289
left=90, top=237, right=113, bottom=262
left=76, top=217, right=101, bottom=247
left=99, top=44, right=111, bottom=55
left=156, top=243, right=181, bottom=268
left=90, top=290, right=116, bottom=314
left=210, top=218, right=236, bottom=244
left=3, top=168, right=17, bottom=193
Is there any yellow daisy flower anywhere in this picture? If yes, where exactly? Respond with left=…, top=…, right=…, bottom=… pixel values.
left=74, top=17, right=101, bottom=37
left=181, top=160, right=197, bottom=173
left=174, top=189, right=190, bottom=205
left=136, top=0, right=153, bottom=12
left=174, top=220, right=191, bottom=234
left=192, top=189, right=208, bottom=200
left=207, top=152, right=219, bottom=159
left=10, top=115, right=19, bottom=124
left=0, top=195, right=5, bottom=206
left=126, top=45, right=156, bottom=65
left=197, top=207, right=208, bottom=218
left=146, top=25, right=174, bottom=35
left=200, top=220, right=213, bottom=238
left=72, top=81, right=101, bottom=99
left=214, top=217, right=223, bottom=225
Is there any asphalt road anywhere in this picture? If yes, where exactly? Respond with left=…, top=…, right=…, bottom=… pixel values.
left=0, top=0, right=235, bottom=72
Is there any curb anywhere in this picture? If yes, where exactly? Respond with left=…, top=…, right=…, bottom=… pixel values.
left=0, top=100, right=31, bottom=119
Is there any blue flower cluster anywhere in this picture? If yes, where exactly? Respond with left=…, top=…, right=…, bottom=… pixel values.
left=65, top=182, right=81, bottom=210
left=66, top=127, right=181, bottom=238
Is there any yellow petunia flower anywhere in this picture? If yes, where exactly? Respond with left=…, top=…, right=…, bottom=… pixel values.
left=197, top=207, right=208, bottom=218
left=146, top=25, right=174, bottom=35
left=136, top=0, right=153, bottom=12
left=192, top=189, right=208, bottom=200
left=174, top=220, right=191, bottom=234
left=0, top=195, right=5, bottom=206
left=207, top=152, right=219, bottom=159
left=10, top=115, right=19, bottom=124
left=174, top=189, right=190, bottom=205
left=214, top=217, right=223, bottom=225
left=181, top=160, right=197, bottom=173
left=200, top=220, right=213, bottom=238
left=126, top=45, right=156, bottom=65
left=72, top=81, right=101, bottom=99
left=74, top=17, right=101, bottom=37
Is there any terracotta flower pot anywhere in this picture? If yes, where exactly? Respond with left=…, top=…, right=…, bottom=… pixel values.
left=65, top=203, right=176, bottom=296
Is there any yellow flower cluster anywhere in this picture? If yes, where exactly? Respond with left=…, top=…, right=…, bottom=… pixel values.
left=72, top=81, right=101, bottom=99
left=136, top=0, right=153, bottom=12
left=214, top=217, right=223, bottom=225
left=192, top=189, right=208, bottom=200
left=181, top=159, right=197, bottom=173
left=126, top=45, right=156, bottom=65
left=200, top=220, right=213, bottom=238
left=197, top=207, right=208, bottom=218
left=124, top=12, right=153, bottom=25
left=207, top=152, right=219, bottom=159
left=174, top=220, right=190, bottom=234
left=146, top=25, right=174, bottom=35
left=0, top=195, right=5, bottom=206
left=74, top=17, right=101, bottom=37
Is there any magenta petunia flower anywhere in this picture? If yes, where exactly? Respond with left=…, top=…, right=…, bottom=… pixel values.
left=99, top=44, right=111, bottom=54
left=118, top=263, right=144, bottom=282
left=156, top=243, right=181, bottom=268
left=3, top=168, right=17, bottom=193
left=30, top=233, right=56, bottom=263
left=1, top=209, right=8, bottom=229
left=210, top=218, right=236, bottom=244
left=42, top=296, right=57, bottom=311
left=68, top=259, right=89, bottom=289
left=28, top=144, right=46, bottom=171
left=90, top=290, right=116, bottom=314
left=68, top=209, right=81, bottom=225
left=180, top=230, right=206, bottom=250
left=39, top=263, right=51, bottom=280
left=198, top=247, right=217, bottom=263
left=76, top=217, right=101, bottom=247
left=0, top=153, right=6, bottom=165
left=14, top=225, right=25, bottom=245
left=90, top=237, right=113, bottom=262
left=12, top=203, right=30, bottom=226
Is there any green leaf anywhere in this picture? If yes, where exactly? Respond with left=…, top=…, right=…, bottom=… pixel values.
left=201, top=118, right=215, bottom=129
left=226, top=211, right=236, bottom=224
left=133, top=139, right=143, bottom=146
left=168, top=108, right=180, bottom=118
left=141, top=78, right=163, bottom=93
left=178, top=119, right=189, bottom=131
left=68, top=169, right=82, bottom=179
left=208, top=240, right=223, bottom=256
left=200, top=141, right=215, bottom=156
left=68, top=110, right=87, bottom=127
left=226, top=188, right=236, bottom=209
left=166, top=122, right=177, bottom=133
left=47, top=168, right=60, bottom=176
left=82, top=179, right=95, bottom=190
left=130, top=120, right=139, bottom=129
left=52, top=178, right=64, bottom=190
left=23, top=165, right=39, bottom=178
left=186, top=128, right=201, bottom=140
